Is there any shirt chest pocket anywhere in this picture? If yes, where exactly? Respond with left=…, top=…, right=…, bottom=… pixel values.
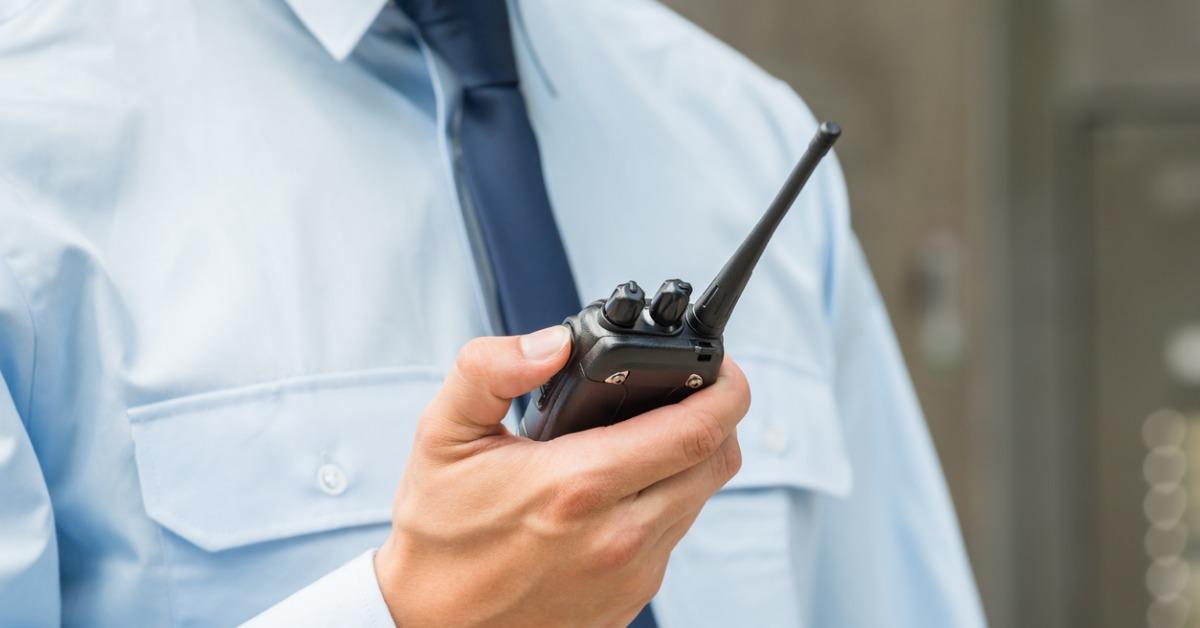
left=126, top=368, right=443, bottom=625
left=655, top=355, right=853, bottom=628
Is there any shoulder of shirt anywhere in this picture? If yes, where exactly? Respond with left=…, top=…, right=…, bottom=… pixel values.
left=543, top=0, right=810, bottom=119
left=530, top=0, right=850, bottom=226
left=530, top=0, right=849, bottom=243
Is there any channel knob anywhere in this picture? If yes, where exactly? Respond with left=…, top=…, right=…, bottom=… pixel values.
left=649, top=279, right=693, bottom=327
left=603, top=281, right=645, bottom=327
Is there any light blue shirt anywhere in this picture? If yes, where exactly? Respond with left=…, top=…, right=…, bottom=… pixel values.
left=0, top=0, right=985, bottom=626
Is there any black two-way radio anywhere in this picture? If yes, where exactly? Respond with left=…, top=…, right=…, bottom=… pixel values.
left=519, top=122, right=842, bottom=441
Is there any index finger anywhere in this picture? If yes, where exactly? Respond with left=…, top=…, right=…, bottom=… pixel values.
left=551, top=356, right=751, bottom=497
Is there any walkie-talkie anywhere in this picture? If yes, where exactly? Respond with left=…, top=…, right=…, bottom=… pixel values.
left=519, top=122, right=842, bottom=441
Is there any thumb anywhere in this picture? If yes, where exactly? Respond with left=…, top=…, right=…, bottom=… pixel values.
left=420, top=325, right=572, bottom=446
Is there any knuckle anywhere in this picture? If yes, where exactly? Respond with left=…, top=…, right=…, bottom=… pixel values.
left=596, top=523, right=650, bottom=571
left=453, top=338, right=494, bottom=383
left=727, top=369, right=752, bottom=417
left=412, top=418, right=445, bottom=449
left=718, top=438, right=743, bottom=482
left=549, top=475, right=605, bottom=520
left=635, top=565, right=668, bottom=605
left=680, top=408, right=725, bottom=463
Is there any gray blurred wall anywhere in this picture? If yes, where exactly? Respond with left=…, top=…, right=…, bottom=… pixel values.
left=661, top=1, right=1200, bottom=627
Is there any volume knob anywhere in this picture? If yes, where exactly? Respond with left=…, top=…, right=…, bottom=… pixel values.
left=603, top=281, right=645, bottom=327
left=649, top=279, right=693, bottom=327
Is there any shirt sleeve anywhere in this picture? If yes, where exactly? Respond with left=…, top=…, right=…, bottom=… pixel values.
left=0, top=256, right=61, bottom=626
left=241, top=550, right=394, bottom=628
left=809, top=195, right=988, bottom=626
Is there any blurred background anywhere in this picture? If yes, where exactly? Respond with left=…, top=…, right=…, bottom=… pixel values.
left=659, top=1, right=1200, bottom=627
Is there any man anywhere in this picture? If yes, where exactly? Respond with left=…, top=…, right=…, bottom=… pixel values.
left=0, top=0, right=985, bottom=625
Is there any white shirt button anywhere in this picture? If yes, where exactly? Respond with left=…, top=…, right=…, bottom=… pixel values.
left=317, top=463, right=348, bottom=496
left=762, top=420, right=790, bottom=455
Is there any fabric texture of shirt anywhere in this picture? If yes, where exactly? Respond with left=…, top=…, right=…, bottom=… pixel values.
left=0, top=0, right=986, bottom=626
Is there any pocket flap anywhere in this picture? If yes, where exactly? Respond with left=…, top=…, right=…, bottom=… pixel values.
left=128, top=368, right=443, bottom=552
left=723, top=354, right=853, bottom=496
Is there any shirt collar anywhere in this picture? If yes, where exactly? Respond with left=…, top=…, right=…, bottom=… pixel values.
left=285, top=0, right=390, bottom=61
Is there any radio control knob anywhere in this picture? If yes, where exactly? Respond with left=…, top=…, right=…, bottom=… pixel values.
left=603, top=281, right=645, bottom=327
left=649, top=279, right=693, bottom=327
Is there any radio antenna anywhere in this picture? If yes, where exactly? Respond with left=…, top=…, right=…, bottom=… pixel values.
left=686, top=121, right=842, bottom=337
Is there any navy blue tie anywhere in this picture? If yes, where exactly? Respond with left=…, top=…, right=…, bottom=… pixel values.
left=398, top=2, right=657, bottom=626
left=399, top=0, right=579, bottom=337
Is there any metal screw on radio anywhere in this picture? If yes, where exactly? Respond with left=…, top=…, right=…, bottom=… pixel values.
left=604, top=371, right=629, bottom=385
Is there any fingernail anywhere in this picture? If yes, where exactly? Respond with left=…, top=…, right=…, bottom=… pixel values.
left=520, top=325, right=569, bottom=360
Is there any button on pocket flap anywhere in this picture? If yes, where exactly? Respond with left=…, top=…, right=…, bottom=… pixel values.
left=723, top=354, right=853, bottom=497
left=128, top=368, right=443, bottom=552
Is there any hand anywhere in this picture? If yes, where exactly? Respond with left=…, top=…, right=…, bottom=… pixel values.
left=375, top=325, right=750, bottom=627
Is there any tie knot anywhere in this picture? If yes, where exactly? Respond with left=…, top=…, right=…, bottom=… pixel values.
left=398, top=0, right=520, bottom=89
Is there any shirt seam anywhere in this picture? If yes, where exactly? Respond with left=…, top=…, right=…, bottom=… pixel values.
left=137, top=415, right=181, bottom=623
left=154, top=520, right=181, bottom=624
left=126, top=365, right=445, bottom=420
left=0, top=244, right=40, bottom=425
